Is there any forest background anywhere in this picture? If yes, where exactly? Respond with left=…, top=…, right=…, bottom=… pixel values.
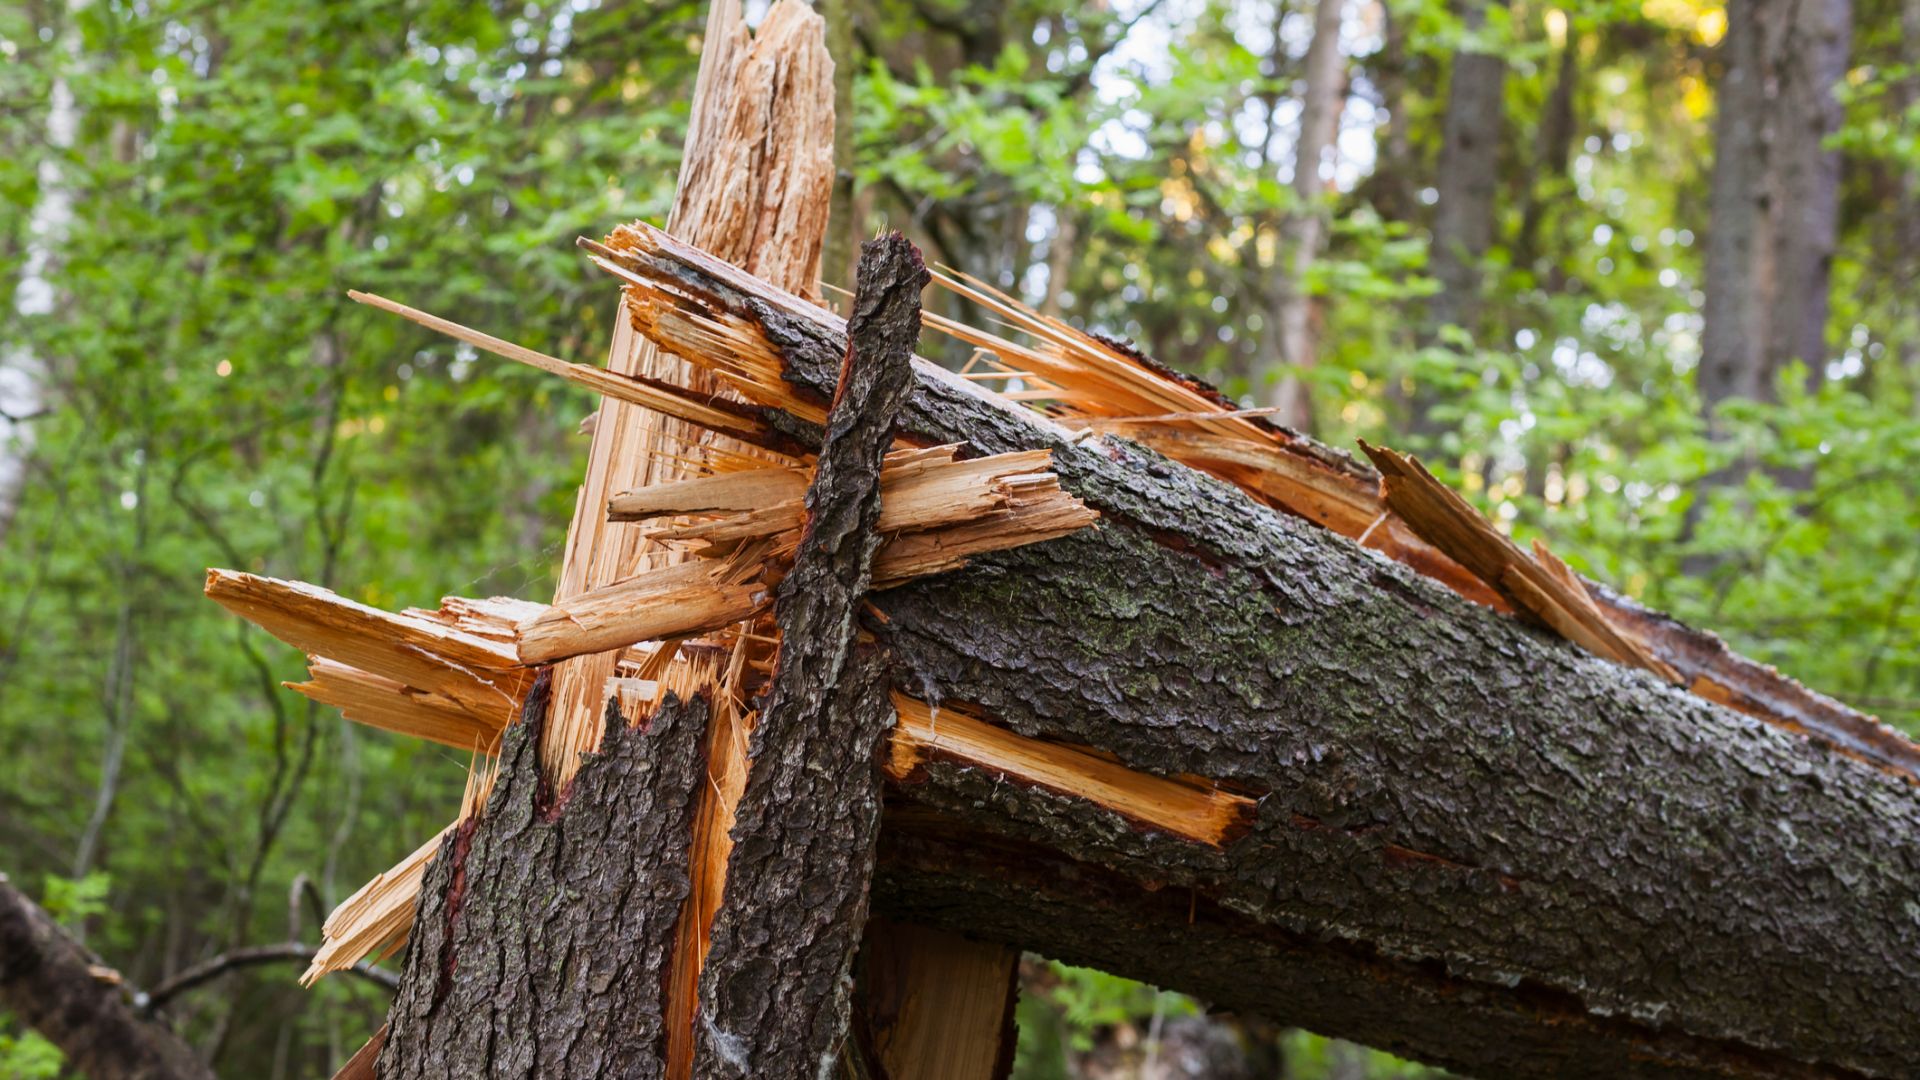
left=2, top=0, right=1914, bottom=1075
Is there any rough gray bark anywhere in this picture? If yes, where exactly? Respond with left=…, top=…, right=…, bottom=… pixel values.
left=1701, top=0, right=1851, bottom=410
left=870, top=817, right=1857, bottom=1080
left=622, top=236, right=1920, bottom=1078
left=0, top=873, right=215, bottom=1080
left=692, top=233, right=925, bottom=1078
left=377, top=675, right=707, bottom=1080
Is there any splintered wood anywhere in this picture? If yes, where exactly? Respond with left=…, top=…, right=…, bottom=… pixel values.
left=204, top=450, right=1093, bottom=981
left=300, top=827, right=448, bottom=985
left=888, top=695, right=1254, bottom=847
left=918, top=267, right=1510, bottom=608
left=611, top=446, right=1095, bottom=585
left=1359, top=442, right=1681, bottom=684
left=543, top=0, right=835, bottom=791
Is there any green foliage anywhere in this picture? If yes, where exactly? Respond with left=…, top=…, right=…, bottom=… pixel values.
left=0, top=1021, right=63, bottom=1080
left=0, top=0, right=702, bottom=1072
left=39, top=872, right=111, bottom=926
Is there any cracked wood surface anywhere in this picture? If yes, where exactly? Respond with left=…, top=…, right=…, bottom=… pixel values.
left=691, top=233, right=925, bottom=1078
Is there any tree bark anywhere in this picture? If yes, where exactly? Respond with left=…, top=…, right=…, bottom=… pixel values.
left=1428, top=0, right=1506, bottom=346
left=869, top=818, right=1860, bottom=1080
left=693, top=234, right=926, bottom=1078
left=1700, top=0, right=1850, bottom=410
left=375, top=676, right=708, bottom=1080
left=622, top=235, right=1920, bottom=1078
left=0, top=874, right=215, bottom=1080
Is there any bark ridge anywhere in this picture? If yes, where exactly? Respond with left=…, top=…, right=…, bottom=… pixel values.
left=693, top=232, right=926, bottom=1078
left=378, top=677, right=708, bottom=1080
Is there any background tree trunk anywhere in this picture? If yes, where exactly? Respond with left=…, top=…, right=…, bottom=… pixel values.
left=1700, top=0, right=1850, bottom=411
left=1407, top=0, right=1507, bottom=440
left=1267, top=0, right=1349, bottom=433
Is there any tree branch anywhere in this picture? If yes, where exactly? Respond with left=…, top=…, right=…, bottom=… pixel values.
left=142, top=942, right=401, bottom=1009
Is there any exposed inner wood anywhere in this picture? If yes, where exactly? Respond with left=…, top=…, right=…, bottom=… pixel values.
left=286, top=659, right=495, bottom=751
left=300, top=827, right=448, bottom=984
left=1361, top=440, right=1681, bottom=683
left=889, top=694, right=1255, bottom=848
left=545, top=0, right=833, bottom=797
left=515, top=550, right=769, bottom=666
left=855, top=918, right=1019, bottom=1080
left=346, top=289, right=795, bottom=458
left=204, top=569, right=530, bottom=722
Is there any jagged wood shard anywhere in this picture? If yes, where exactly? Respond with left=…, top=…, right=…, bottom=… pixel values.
left=1360, top=440, right=1682, bottom=683
left=301, top=827, right=448, bottom=986
left=886, top=695, right=1253, bottom=848
left=514, top=553, right=769, bottom=666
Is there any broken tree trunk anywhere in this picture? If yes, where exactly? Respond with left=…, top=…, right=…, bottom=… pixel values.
left=375, top=676, right=708, bottom=1080
left=598, top=231, right=1920, bottom=1078
left=692, top=233, right=925, bottom=1077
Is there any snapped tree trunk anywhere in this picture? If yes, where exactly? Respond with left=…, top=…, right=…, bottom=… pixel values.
left=613, top=233, right=1920, bottom=1079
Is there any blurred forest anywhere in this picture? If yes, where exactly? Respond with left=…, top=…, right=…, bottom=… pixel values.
left=1, top=0, right=1916, bottom=1075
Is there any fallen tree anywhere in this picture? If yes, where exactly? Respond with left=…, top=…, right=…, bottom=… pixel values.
left=175, top=2, right=1920, bottom=1077
left=0, top=874, right=213, bottom=1080
left=201, top=221, right=1920, bottom=1078
left=590, top=223, right=1920, bottom=1078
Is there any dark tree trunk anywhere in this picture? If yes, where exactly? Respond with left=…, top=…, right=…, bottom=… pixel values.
left=629, top=235, right=1920, bottom=1078
left=1428, top=0, right=1507, bottom=342
left=870, top=819, right=1859, bottom=1080
left=693, top=234, right=927, bottom=1078
left=1701, top=0, right=1850, bottom=410
left=376, top=680, right=706, bottom=1080
left=1409, top=0, right=1507, bottom=439
left=1514, top=33, right=1580, bottom=277
left=0, top=875, right=215, bottom=1080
